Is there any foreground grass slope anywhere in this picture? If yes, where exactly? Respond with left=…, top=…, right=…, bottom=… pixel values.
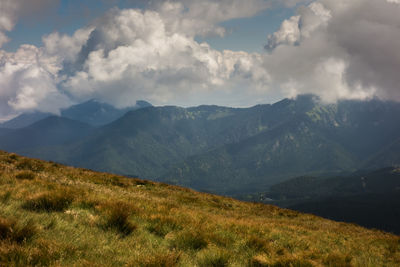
left=0, top=151, right=399, bottom=266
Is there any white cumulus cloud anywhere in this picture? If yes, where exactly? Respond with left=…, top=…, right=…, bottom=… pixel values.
left=263, top=0, right=400, bottom=102
left=0, top=0, right=400, bottom=119
left=0, top=45, right=70, bottom=117
left=60, top=8, right=269, bottom=107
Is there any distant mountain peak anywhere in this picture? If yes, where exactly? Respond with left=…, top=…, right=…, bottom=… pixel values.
left=135, top=100, right=152, bottom=108
left=60, top=99, right=152, bottom=126
left=0, top=111, right=53, bottom=129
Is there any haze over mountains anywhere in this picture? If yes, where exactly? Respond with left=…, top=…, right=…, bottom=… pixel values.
left=0, top=94, right=399, bottom=198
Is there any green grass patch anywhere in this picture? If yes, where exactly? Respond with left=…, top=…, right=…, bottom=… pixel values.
left=171, top=230, right=208, bottom=251
left=135, top=251, right=181, bottom=267
left=101, top=201, right=137, bottom=236
left=16, top=159, right=45, bottom=172
left=22, top=190, right=75, bottom=212
left=246, top=235, right=270, bottom=252
left=147, top=215, right=182, bottom=237
left=15, top=171, right=35, bottom=180
left=197, top=249, right=230, bottom=267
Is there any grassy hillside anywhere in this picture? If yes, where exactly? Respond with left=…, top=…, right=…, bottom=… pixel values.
left=0, top=151, right=399, bottom=266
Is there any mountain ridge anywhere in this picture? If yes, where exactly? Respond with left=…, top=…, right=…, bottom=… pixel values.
left=0, top=95, right=399, bottom=196
left=0, top=99, right=152, bottom=129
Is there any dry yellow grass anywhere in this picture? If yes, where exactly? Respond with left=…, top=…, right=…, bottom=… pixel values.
left=0, top=150, right=399, bottom=266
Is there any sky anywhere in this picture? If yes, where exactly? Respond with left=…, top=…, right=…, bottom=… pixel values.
left=0, top=0, right=400, bottom=120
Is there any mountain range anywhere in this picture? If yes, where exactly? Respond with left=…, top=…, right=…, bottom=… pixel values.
left=0, top=99, right=152, bottom=129
left=0, top=95, right=399, bottom=196
left=254, top=167, right=400, bottom=234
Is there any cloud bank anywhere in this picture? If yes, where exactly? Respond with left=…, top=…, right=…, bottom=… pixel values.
left=264, top=0, right=400, bottom=102
left=0, top=0, right=399, bottom=118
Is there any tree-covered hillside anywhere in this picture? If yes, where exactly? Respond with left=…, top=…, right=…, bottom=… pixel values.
left=1, top=95, right=400, bottom=195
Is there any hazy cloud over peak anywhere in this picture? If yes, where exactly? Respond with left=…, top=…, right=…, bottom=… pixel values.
left=0, top=45, right=70, bottom=117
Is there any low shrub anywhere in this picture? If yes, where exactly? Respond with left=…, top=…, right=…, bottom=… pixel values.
left=15, top=171, right=35, bottom=180
left=22, top=190, right=74, bottom=212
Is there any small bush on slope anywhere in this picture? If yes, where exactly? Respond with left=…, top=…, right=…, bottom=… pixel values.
left=101, top=201, right=137, bottom=236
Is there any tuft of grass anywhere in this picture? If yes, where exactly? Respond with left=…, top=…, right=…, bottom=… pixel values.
left=15, top=171, right=35, bottom=180
left=102, top=201, right=137, bottom=236
left=246, top=235, right=270, bottom=252
left=171, top=230, right=208, bottom=251
left=0, top=239, right=68, bottom=266
left=136, top=251, right=181, bottom=267
left=248, top=256, right=315, bottom=267
left=0, top=217, right=37, bottom=244
left=4, top=153, right=18, bottom=163
left=147, top=215, right=182, bottom=237
left=78, top=200, right=98, bottom=210
left=387, top=238, right=400, bottom=254
left=22, top=190, right=74, bottom=212
left=9, top=154, right=18, bottom=160
left=1, top=191, right=12, bottom=204
left=16, top=159, right=44, bottom=172
left=323, top=253, right=353, bottom=267
left=197, top=249, right=230, bottom=267
left=248, top=254, right=269, bottom=267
